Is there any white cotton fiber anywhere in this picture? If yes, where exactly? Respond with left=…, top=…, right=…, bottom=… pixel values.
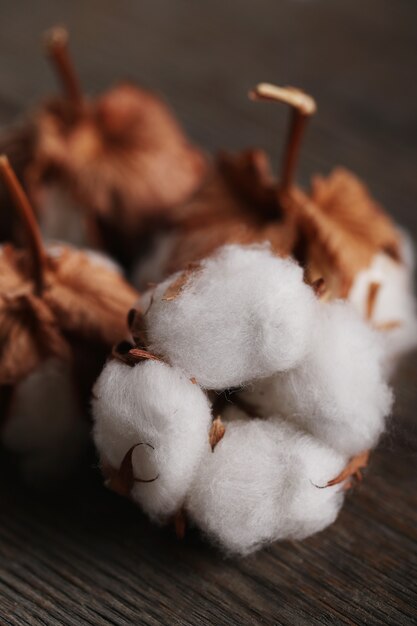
left=349, top=237, right=417, bottom=374
left=146, top=244, right=318, bottom=389
left=92, top=359, right=212, bottom=521
left=240, top=300, right=393, bottom=457
left=2, top=358, right=89, bottom=485
left=186, top=418, right=346, bottom=555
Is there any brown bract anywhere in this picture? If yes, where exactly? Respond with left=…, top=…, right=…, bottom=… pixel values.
left=292, top=168, right=401, bottom=297
left=166, top=149, right=297, bottom=274
left=0, top=244, right=138, bottom=386
left=166, top=83, right=401, bottom=297
left=209, top=415, right=226, bottom=451
left=25, top=84, right=207, bottom=262
left=102, top=443, right=159, bottom=499
left=166, top=160, right=402, bottom=296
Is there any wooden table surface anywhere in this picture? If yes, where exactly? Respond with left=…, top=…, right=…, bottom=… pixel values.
left=0, top=1, right=416, bottom=624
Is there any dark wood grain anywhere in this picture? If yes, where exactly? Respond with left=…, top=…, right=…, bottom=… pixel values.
left=0, top=1, right=416, bottom=624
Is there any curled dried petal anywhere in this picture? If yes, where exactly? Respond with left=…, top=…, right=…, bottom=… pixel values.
left=209, top=416, right=226, bottom=451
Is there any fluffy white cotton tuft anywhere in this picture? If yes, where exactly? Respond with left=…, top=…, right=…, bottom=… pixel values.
left=89, top=241, right=400, bottom=553
left=2, top=358, right=89, bottom=485
left=146, top=244, right=318, bottom=389
left=92, top=359, right=212, bottom=521
left=240, top=300, right=393, bottom=457
left=186, top=418, right=346, bottom=555
left=349, top=236, right=417, bottom=374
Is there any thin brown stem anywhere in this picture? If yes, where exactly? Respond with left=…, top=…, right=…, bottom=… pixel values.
left=0, top=155, right=46, bottom=295
left=249, top=83, right=317, bottom=194
left=44, top=26, right=83, bottom=108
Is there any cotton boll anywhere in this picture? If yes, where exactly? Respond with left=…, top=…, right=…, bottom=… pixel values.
left=348, top=237, right=417, bottom=373
left=92, top=359, right=212, bottom=521
left=240, top=300, right=392, bottom=457
left=186, top=418, right=346, bottom=555
left=146, top=244, right=318, bottom=389
left=1, top=358, right=89, bottom=485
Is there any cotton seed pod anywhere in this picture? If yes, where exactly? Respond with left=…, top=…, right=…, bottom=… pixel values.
left=0, top=27, right=207, bottom=269
left=91, top=84, right=413, bottom=554
left=92, top=244, right=388, bottom=554
left=139, top=83, right=415, bottom=369
left=0, top=156, right=139, bottom=483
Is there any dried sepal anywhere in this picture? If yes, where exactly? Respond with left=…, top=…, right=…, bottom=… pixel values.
left=166, top=151, right=296, bottom=274
left=162, top=262, right=201, bottom=301
left=217, top=149, right=278, bottom=218
left=0, top=28, right=207, bottom=266
left=295, top=169, right=401, bottom=297
left=43, top=247, right=138, bottom=346
left=312, top=277, right=327, bottom=299
left=0, top=159, right=139, bottom=389
left=103, top=443, right=159, bottom=498
left=366, top=281, right=381, bottom=321
left=27, top=28, right=208, bottom=264
left=29, top=84, right=207, bottom=232
left=209, top=415, right=226, bottom=451
left=317, top=450, right=370, bottom=489
left=112, top=341, right=162, bottom=367
left=374, top=320, right=402, bottom=332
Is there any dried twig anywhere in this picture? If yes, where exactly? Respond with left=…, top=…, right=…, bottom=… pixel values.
left=0, top=155, right=46, bottom=295
left=44, top=26, right=83, bottom=108
left=250, top=83, right=317, bottom=194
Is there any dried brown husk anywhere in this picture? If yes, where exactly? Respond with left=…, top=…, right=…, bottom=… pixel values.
left=168, top=162, right=402, bottom=301
left=0, top=26, right=207, bottom=265
left=292, top=169, right=402, bottom=297
left=24, top=84, right=207, bottom=264
left=324, top=450, right=370, bottom=490
left=0, top=244, right=138, bottom=387
left=164, top=84, right=402, bottom=298
left=209, top=415, right=226, bottom=451
left=166, top=149, right=297, bottom=274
